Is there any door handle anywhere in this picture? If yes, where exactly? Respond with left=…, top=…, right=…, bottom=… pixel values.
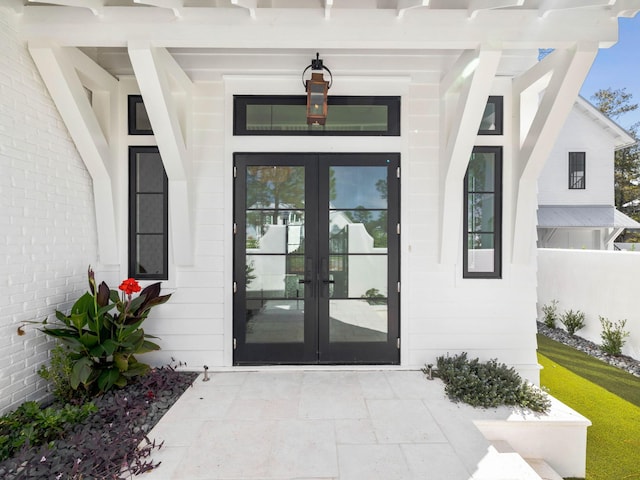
left=298, top=257, right=315, bottom=294
left=320, top=257, right=334, bottom=296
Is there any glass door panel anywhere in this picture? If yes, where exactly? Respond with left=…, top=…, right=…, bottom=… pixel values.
left=234, top=153, right=399, bottom=365
left=325, top=165, right=391, bottom=347
left=244, top=166, right=307, bottom=345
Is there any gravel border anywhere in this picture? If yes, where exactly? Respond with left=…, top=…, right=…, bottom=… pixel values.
left=537, top=321, right=640, bottom=377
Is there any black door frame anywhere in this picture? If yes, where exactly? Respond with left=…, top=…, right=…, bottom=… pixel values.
left=233, top=152, right=400, bottom=365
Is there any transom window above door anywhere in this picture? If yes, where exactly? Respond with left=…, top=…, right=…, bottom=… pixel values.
left=234, top=96, right=400, bottom=136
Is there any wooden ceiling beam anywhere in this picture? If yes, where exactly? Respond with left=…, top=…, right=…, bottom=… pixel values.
left=17, top=8, right=620, bottom=49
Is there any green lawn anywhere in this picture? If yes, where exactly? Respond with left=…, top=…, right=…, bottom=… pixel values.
left=537, top=334, right=640, bottom=407
left=537, top=335, right=640, bottom=480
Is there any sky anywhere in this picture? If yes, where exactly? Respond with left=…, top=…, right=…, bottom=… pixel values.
left=580, top=15, right=640, bottom=130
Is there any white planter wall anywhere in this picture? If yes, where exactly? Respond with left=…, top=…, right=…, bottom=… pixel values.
left=537, top=248, right=640, bottom=359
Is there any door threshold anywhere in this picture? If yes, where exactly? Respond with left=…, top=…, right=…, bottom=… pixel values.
left=188, top=364, right=415, bottom=373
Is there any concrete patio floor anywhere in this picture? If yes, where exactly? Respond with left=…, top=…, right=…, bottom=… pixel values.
left=138, top=370, right=562, bottom=480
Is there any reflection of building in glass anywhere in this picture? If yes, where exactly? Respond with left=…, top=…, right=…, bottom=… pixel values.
left=246, top=208, right=387, bottom=299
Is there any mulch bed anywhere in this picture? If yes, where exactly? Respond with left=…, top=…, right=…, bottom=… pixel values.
left=0, top=368, right=197, bottom=480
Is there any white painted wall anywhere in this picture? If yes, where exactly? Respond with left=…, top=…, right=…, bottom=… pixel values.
left=0, top=9, right=98, bottom=415
left=93, top=64, right=542, bottom=383
left=401, top=78, right=541, bottom=383
left=537, top=249, right=640, bottom=359
left=540, top=228, right=603, bottom=250
left=105, top=80, right=228, bottom=369
left=538, top=104, right=615, bottom=206
left=0, top=37, right=546, bottom=389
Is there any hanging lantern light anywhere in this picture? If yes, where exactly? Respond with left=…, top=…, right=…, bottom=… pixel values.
left=302, top=52, right=333, bottom=126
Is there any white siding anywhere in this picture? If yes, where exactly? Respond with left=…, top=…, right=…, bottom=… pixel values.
left=403, top=78, right=540, bottom=382
left=538, top=106, right=616, bottom=206
left=90, top=57, right=542, bottom=383
left=0, top=9, right=98, bottom=415
left=103, top=81, right=228, bottom=370
left=1, top=42, right=545, bottom=398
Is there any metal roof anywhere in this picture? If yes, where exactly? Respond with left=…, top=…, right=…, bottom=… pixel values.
left=537, top=205, right=640, bottom=229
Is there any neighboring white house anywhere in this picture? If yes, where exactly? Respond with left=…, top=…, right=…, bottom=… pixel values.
left=537, top=96, right=639, bottom=250
left=2, top=1, right=640, bottom=420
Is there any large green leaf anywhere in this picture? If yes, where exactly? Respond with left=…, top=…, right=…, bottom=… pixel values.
left=137, top=340, right=160, bottom=354
left=58, top=337, right=85, bottom=353
left=97, top=304, right=114, bottom=317
left=69, top=312, right=88, bottom=332
left=125, top=329, right=144, bottom=347
left=108, top=289, right=119, bottom=305
left=121, top=360, right=149, bottom=378
left=86, top=314, right=98, bottom=335
left=114, top=353, right=129, bottom=372
left=97, top=367, right=121, bottom=392
left=89, top=344, right=104, bottom=357
left=114, top=375, right=128, bottom=388
left=78, top=333, right=99, bottom=349
left=41, top=327, right=79, bottom=339
left=54, top=310, right=72, bottom=327
left=101, top=338, right=118, bottom=356
left=70, top=292, right=94, bottom=315
left=119, top=320, right=144, bottom=339
left=71, top=357, right=93, bottom=389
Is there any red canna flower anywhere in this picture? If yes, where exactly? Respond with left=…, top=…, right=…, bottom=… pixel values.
left=119, top=278, right=142, bottom=296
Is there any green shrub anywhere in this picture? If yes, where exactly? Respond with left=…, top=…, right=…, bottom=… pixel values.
left=362, top=288, right=386, bottom=305
left=0, top=401, right=96, bottom=462
left=38, top=344, right=87, bottom=403
left=599, top=316, right=630, bottom=356
left=432, top=352, right=550, bottom=413
left=33, top=267, right=171, bottom=395
left=561, top=309, right=586, bottom=335
left=541, top=299, right=559, bottom=328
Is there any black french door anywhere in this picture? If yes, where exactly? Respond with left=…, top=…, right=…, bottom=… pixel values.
left=233, top=153, right=400, bottom=364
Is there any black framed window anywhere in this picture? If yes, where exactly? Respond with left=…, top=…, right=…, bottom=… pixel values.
left=234, top=95, right=400, bottom=136
left=464, top=147, right=502, bottom=278
left=129, top=147, right=168, bottom=280
left=569, top=152, right=586, bottom=189
left=478, top=96, right=503, bottom=135
left=128, top=95, right=153, bottom=135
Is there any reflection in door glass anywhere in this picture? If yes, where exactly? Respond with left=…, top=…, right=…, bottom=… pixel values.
left=327, top=252, right=389, bottom=342
left=329, top=300, right=388, bottom=343
left=246, top=166, right=305, bottom=209
left=329, top=210, right=388, bottom=252
left=244, top=165, right=306, bottom=344
left=328, top=165, right=389, bottom=343
left=330, top=166, right=387, bottom=209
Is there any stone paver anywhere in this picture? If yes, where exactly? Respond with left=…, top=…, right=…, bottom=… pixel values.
left=138, top=370, right=544, bottom=480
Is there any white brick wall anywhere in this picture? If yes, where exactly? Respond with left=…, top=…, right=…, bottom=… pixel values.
left=0, top=9, right=98, bottom=415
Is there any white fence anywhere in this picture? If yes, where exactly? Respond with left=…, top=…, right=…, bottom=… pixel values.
left=537, top=249, right=640, bottom=359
